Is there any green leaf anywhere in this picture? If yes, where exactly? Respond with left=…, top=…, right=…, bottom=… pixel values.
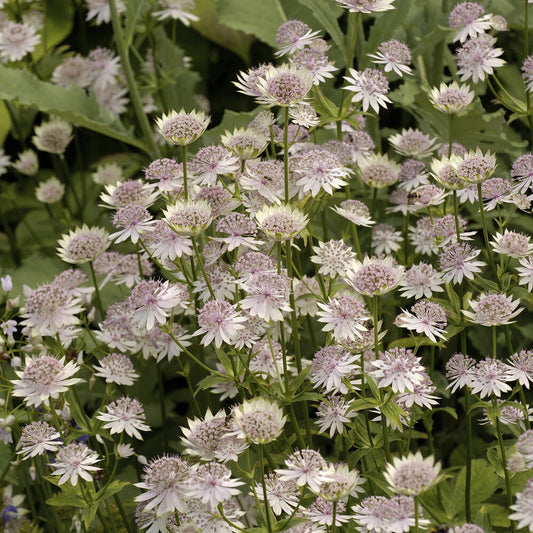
left=215, top=0, right=286, bottom=47
left=454, top=459, right=501, bottom=510
left=46, top=486, right=85, bottom=508
left=0, top=65, right=148, bottom=151
left=82, top=503, right=99, bottom=529
left=201, top=108, right=259, bottom=146
left=0, top=101, right=10, bottom=144
left=193, top=0, right=253, bottom=62
left=33, top=0, right=75, bottom=60
left=296, top=0, right=345, bottom=58
left=124, top=0, right=149, bottom=48
left=96, top=480, right=130, bottom=502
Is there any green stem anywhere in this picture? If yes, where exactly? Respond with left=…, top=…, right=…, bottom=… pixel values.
left=492, top=326, right=497, bottom=359
left=283, top=107, right=290, bottom=204
left=331, top=501, right=337, bottom=533
left=114, top=494, right=136, bottom=533
left=157, top=364, right=169, bottom=450
left=108, top=0, right=161, bottom=158
left=476, top=182, right=498, bottom=284
left=414, top=496, right=420, bottom=533
left=448, top=114, right=454, bottom=158
left=192, top=239, right=215, bottom=299
left=182, top=145, right=188, bottom=200
left=452, top=190, right=461, bottom=242
left=89, top=261, right=104, bottom=320
left=259, top=444, right=274, bottom=533
left=493, top=395, right=516, bottom=533
left=464, top=387, right=472, bottom=521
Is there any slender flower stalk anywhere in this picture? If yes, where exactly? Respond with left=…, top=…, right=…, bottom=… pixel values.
left=108, top=0, right=160, bottom=158
left=477, top=182, right=498, bottom=281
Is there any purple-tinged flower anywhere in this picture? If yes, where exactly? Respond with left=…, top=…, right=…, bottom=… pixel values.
left=491, top=229, right=533, bottom=258
left=292, top=48, right=337, bottom=85
left=508, top=350, right=533, bottom=389
left=446, top=353, right=476, bottom=393
left=511, top=152, right=533, bottom=193
left=86, top=0, right=125, bottom=25
left=97, top=397, right=150, bottom=440
left=510, top=479, right=533, bottom=533
left=398, top=159, right=429, bottom=190
left=410, top=216, right=439, bottom=256
left=395, top=300, right=447, bottom=343
left=156, top=108, right=210, bottom=145
left=429, top=81, right=475, bottom=113
left=32, top=118, right=72, bottom=155
left=186, top=463, right=243, bottom=507
left=306, top=498, right=350, bottom=527
left=232, top=397, right=286, bottom=444
left=369, top=347, right=426, bottom=393
left=372, top=223, right=403, bottom=255
left=516, top=256, right=533, bottom=291
left=17, top=421, right=62, bottom=460
left=481, top=177, right=512, bottom=210
left=255, top=204, right=308, bottom=242
left=344, top=68, right=391, bottom=113
left=470, top=357, right=514, bottom=398
left=456, top=34, right=505, bottom=82
left=359, top=153, right=400, bottom=188
left=256, top=473, right=299, bottom=516
left=522, top=56, right=533, bottom=93
left=255, top=64, right=314, bottom=107
left=275, top=20, right=321, bottom=57
left=400, top=262, right=444, bottom=299
left=57, top=224, right=110, bottom=264
left=101, top=180, right=159, bottom=209
left=195, top=300, right=246, bottom=348
left=316, top=396, right=357, bottom=437
left=345, top=255, right=404, bottom=296
left=336, top=0, right=395, bottom=13
left=384, top=451, right=442, bottom=495
left=439, top=242, right=485, bottom=284
left=189, top=145, right=239, bottom=186
left=448, top=2, right=492, bottom=42
left=12, top=355, right=82, bottom=407
left=276, top=449, right=327, bottom=493
left=310, top=345, right=359, bottom=394
left=144, top=158, right=182, bottom=193
left=368, top=39, right=412, bottom=76
left=51, top=443, right=100, bottom=486
left=463, top=292, right=523, bottom=326
left=332, top=199, right=374, bottom=226
left=389, top=128, right=439, bottom=159
left=111, top=205, right=154, bottom=244
left=221, top=126, right=268, bottom=160
left=93, top=353, right=139, bottom=386
left=0, top=22, right=40, bottom=62
left=311, top=239, right=356, bottom=278
left=164, top=199, right=213, bottom=236
left=153, top=0, right=199, bottom=25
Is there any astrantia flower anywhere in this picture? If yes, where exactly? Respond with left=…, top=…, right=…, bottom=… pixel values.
left=220, top=127, right=268, bottom=160
left=429, top=81, right=475, bottom=114
left=446, top=353, right=476, bottom=393
left=511, top=153, right=533, bottom=193
left=276, top=449, right=327, bottom=493
left=0, top=22, right=40, bottom=62
left=12, top=355, right=82, bottom=407
left=522, top=56, right=533, bottom=93
left=395, top=300, right=447, bottom=343
left=189, top=145, right=239, bottom=186
left=154, top=0, right=199, bottom=25
left=463, top=292, right=523, bottom=326
left=239, top=270, right=291, bottom=321
left=135, top=455, right=191, bottom=515
left=52, top=55, right=92, bottom=88
left=455, top=148, right=497, bottom=183
left=196, top=300, right=246, bottom=348
left=399, top=262, right=444, bottom=299
left=292, top=148, right=350, bottom=196
left=52, top=443, right=100, bottom=486
left=35, top=177, right=65, bottom=204
left=372, top=223, right=403, bottom=255
left=352, top=495, right=423, bottom=533
left=240, top=159, right=285, bottom=203
left=155, top=109, right=210, bottom=145
left=510, top=478, right=533, bottom=533
left=439, top=242, right=485, bottom=284
left=232, top=397, right=286, bottom=444
left=481, top=177, right=512, bottom=210
left=491, top=230, right=533, bottom=258
left=368, top=39, right=412, bottom=76
left=343, top=67, right=392, bottom=113
left=456, top=34, right=505, bottom=83
left=310, top=239, right=356, bottom=278
left=306, top=498, right=350, bottom=527
left=389, top=128, right=439, bottom=159
left=85, top=0, right=125, bottom=25
left=292, top=47, right=337, bottom=85
left=111, top=205, right=154, bottom=244
left=310, top=345, right=359, bottom=394
left=275, top=19, right=320, bottom=56
left=517, top=256, right=533, bottom=291
left=316, top=395, right=357, bottom=437
left=256, top=473, right=299, bottom=516
left=93, top=353, right=139, bottom=386
left=214, top=213, right=262, bottom=252
left=128, top=279, right=189, bottom=330
left=358, top=153, right=400, bottom=189
left=317, top=296, right=369, bottom=342
left=12, top=149, right=39, bottom=176
left=86, top=47, right=121, bottom=89
left=336, top=0, right=395, bottom=13
left=255, top=204, right=308, bottom=242
left=164, top=199, right=213, bottom=236
left=21, top=283, right=84, bottom=335
left=57, top=224, right=110, bottom=264
left=385, top=451, right=442, bottom=495
left=32, top=119, right=73, bottom=154
left=470, top=357, right=514, bottom=398
left=101, top=180, right=159, bottom=209
left=448, top=1, right=492, bottom=42
left=398, top=159, right=429, bottom=190
left=345, top=255, right=404, bottom=296
left=97, top=397, right=150, bottom=439
left=233, top=63, right=272, bottom=98
left=17, top=421, right=62, bottom=460
left=92, top=162, right=124, bottom=185
left=370, top=347, right=425, bottom=393
left=186, top=463, right=243, bottom=507
left=332, top=199, right=374, bottom=226
left=255, top=64, right=314, bottom=107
